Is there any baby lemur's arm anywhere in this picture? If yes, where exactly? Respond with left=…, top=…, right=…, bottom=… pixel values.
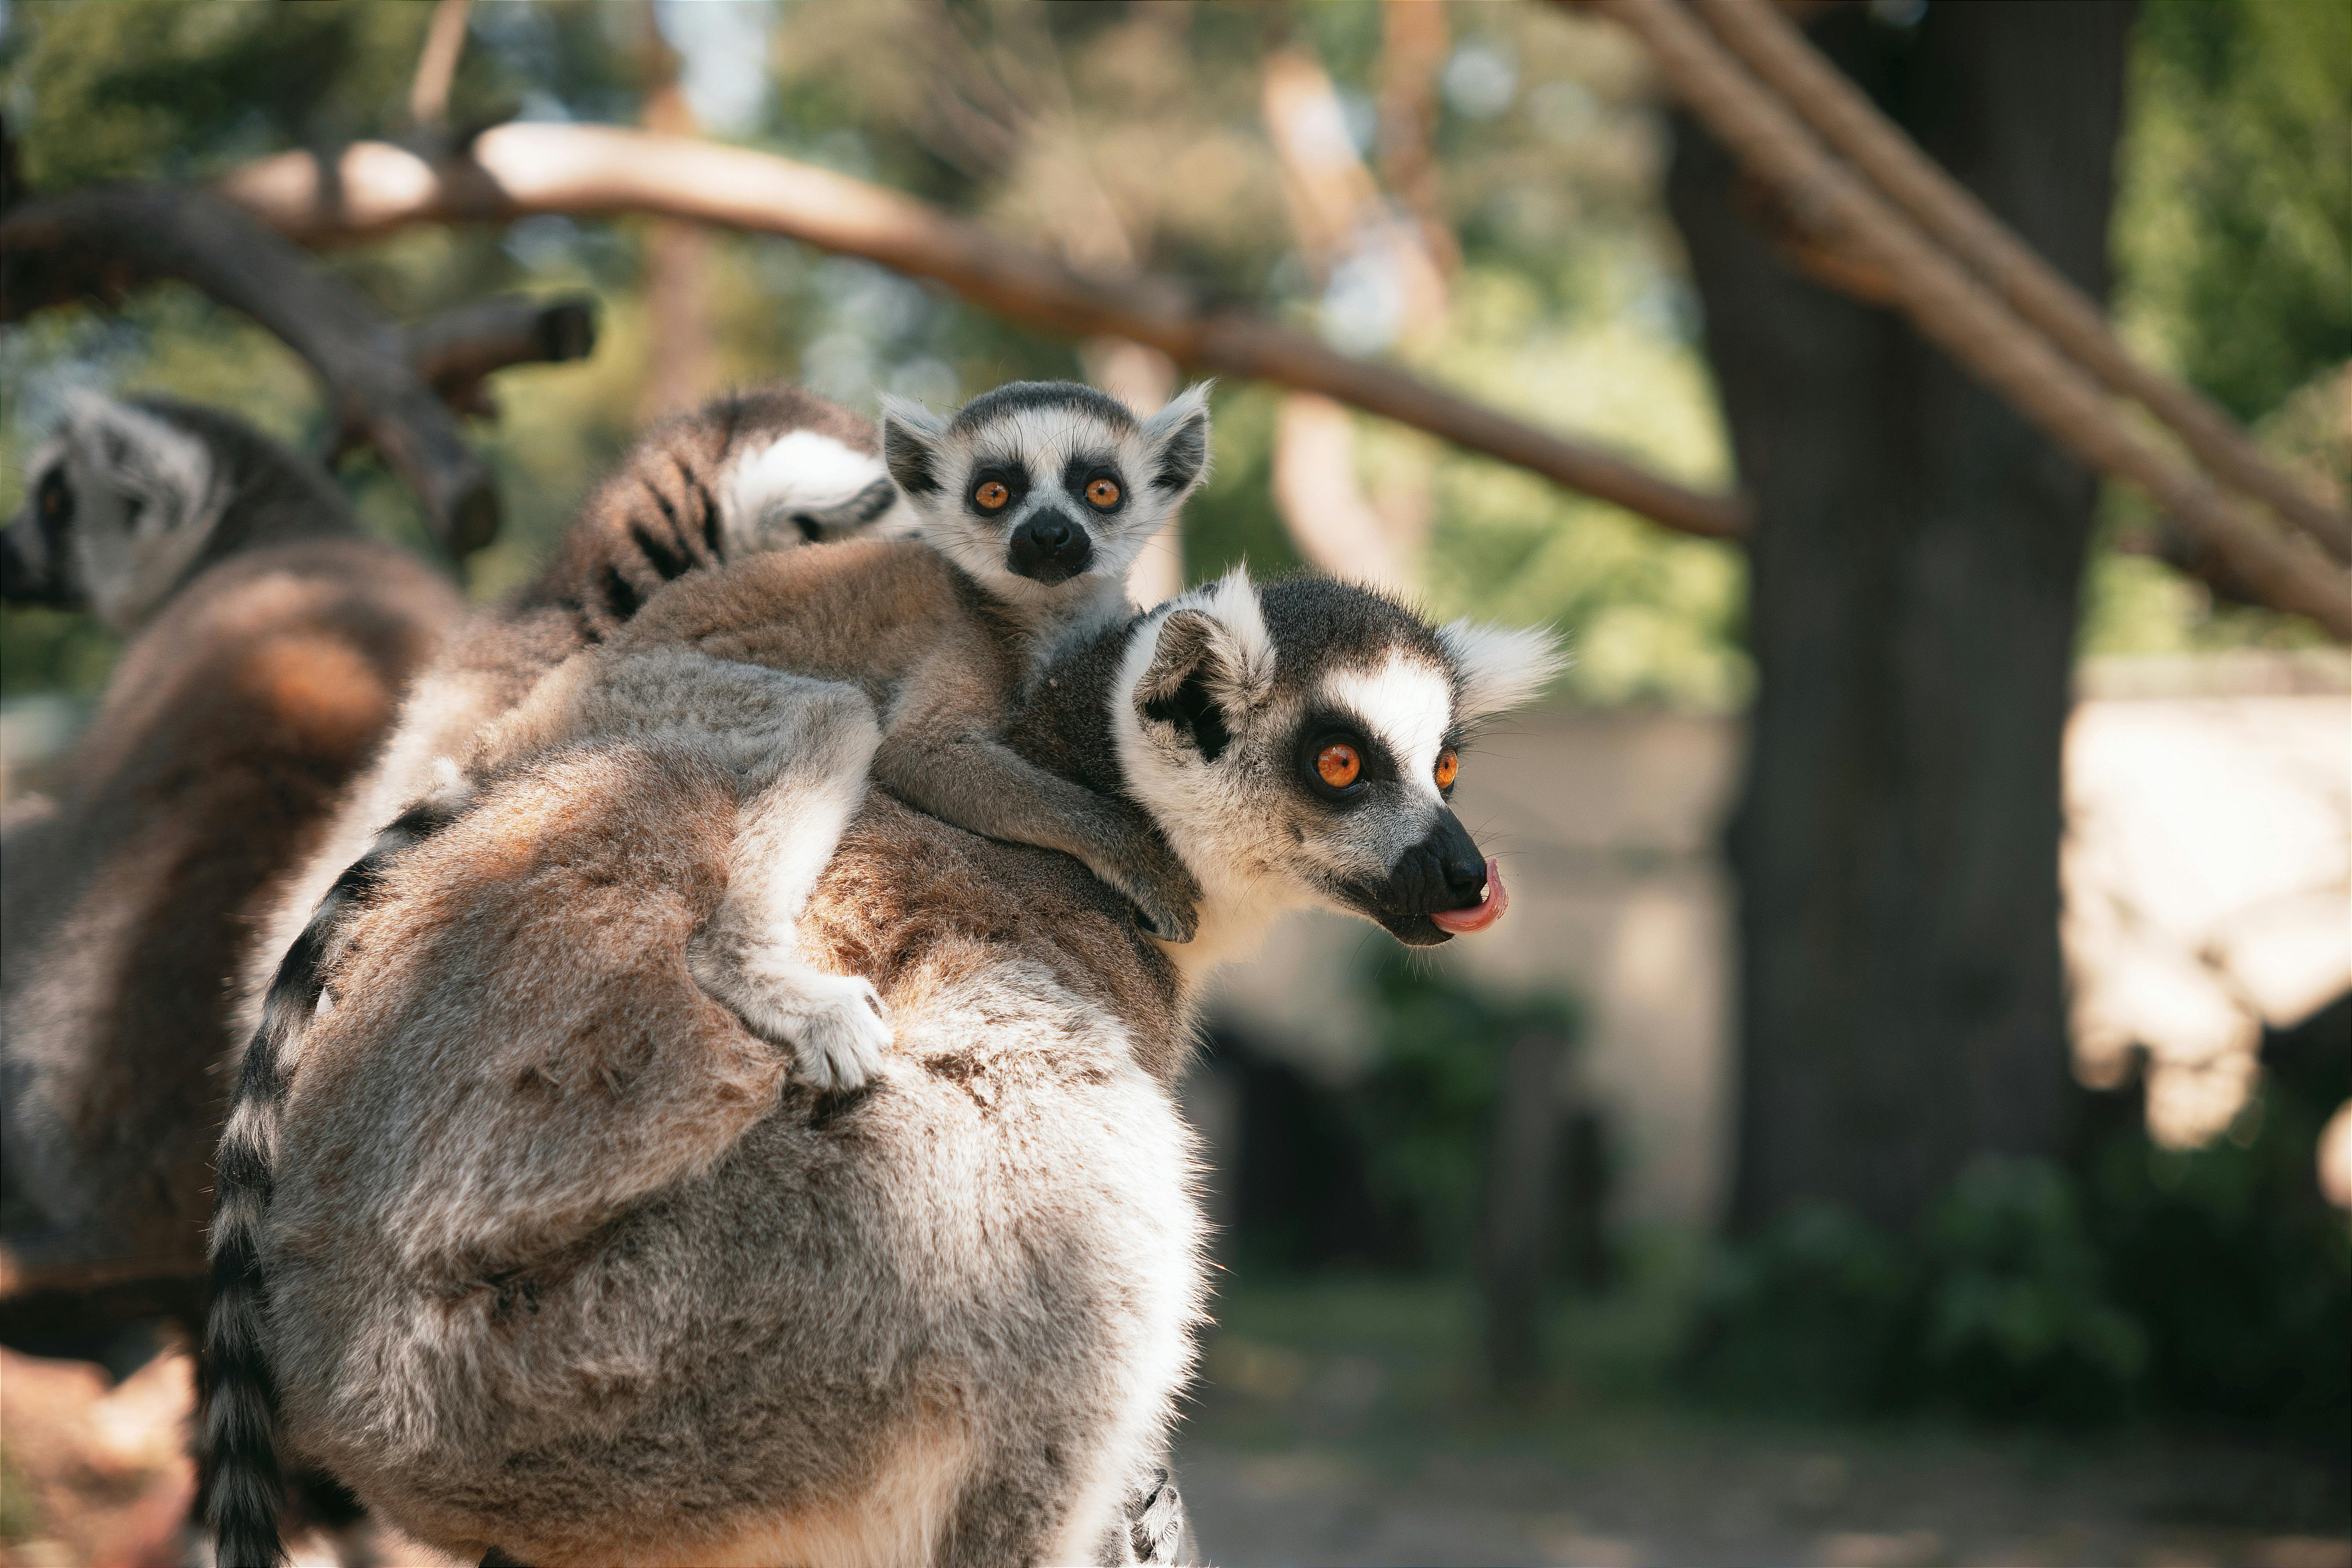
left=874, top=646, right=1200, bottom=944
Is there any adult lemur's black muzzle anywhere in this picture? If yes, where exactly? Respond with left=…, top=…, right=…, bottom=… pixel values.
left=1347, top=810, right=1503, bottom=947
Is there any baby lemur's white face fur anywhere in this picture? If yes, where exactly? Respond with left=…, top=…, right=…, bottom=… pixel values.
left=879, top=380, right=1210, bottom=613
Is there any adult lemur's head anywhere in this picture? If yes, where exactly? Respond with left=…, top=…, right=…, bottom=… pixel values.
left=878, top=380, right=1210, bottom=607
left=1015, top=568, right=1562, bottom=960
left=2, top=392, right=358, bottom=632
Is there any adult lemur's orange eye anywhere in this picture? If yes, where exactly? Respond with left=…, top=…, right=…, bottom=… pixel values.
left=974, top=480, right=1011, bottom=510
left=1434, top=748, right=1459, bottom=790
left=1085, top=477, right=1122, bottom=509
left=1316, top=742, right=1361, bottom=789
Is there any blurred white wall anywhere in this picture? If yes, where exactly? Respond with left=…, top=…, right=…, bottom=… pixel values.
left=1207, top=706, right=1742, bottom=1227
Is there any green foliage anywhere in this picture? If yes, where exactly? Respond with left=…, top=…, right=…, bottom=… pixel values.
left=2085, top=1047, right=2352, bottom=1439
left=1685, top=1058, right=2352, bottom=1436
left=2111, top=0, right=2352, bottom=425
left=1917, top=1159, right=2147, bottom=1424
left=1352, top=955, right=1582, bottom=1273
left=1685, top=1202, right=1920, bottom=1416
left=2083, top=0, right=2352, bottom=656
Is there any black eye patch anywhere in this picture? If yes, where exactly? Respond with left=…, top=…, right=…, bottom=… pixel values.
left=965, top=460, right=1031, bottom=517
left=1060, top=454, right=1126, bottom=514
left=1292, top=709, right=1399, bottom=802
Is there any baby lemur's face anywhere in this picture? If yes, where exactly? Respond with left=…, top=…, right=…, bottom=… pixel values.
left=1112, top=572, right=1563, bottom=947
left=880, top=381, right=1210, bottom=606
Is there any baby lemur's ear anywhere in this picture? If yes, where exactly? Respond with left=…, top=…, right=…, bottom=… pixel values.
left=877, top=394, right=951, bottom=499
left=1132, top=565, right=1274, bottom=762
left=1436, top=619, right=1567, bottom=724
left=1139, top=382, right=1214, bottom=500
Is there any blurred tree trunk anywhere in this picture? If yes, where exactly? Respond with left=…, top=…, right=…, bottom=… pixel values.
left=636, top=5, right=714, bottom=424
left=1666, top=2, right=2134, bottom=1234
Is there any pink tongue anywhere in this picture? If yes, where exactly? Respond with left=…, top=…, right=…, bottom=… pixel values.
left=1430, top=858, right=1508, bottom=935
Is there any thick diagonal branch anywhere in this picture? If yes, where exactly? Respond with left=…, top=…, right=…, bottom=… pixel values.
left=1690, top=0, right=2350, bottom=563
left=211, top=124, right=1749, bottom=542
left=1583, top=0, right=2350, bottom=638
left=0, top=185, right=502, bottom=555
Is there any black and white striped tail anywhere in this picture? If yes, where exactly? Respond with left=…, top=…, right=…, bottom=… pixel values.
left=202, top=795, right=465, bottom=1568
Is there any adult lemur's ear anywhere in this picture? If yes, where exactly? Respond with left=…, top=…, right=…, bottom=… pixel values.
left=1140, top=381, right=1214, bottom=499
left=1436, top=619, right=1566, bottom=724
left=877, top=393, right=949, bottom=499
left=1134, top=566, right=1273, bottom=762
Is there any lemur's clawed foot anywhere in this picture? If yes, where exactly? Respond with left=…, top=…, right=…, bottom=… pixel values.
left=691, top=948, right=892, bottom=1091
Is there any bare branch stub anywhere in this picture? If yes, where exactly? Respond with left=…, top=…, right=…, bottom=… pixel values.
left=404, top=292, right=599, bottom=418
left=211, top=125, right=1752, bottom=543
left=0, top=184, right=501, bottom=556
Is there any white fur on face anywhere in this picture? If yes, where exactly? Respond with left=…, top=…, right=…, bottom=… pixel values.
left=885, top=388, right=1209, bottom=609
left=1320, top=653, right=1456, bottom=806
left=60, top=395, right=222, bottom=632
left=716, top=430, right=905, bottom=554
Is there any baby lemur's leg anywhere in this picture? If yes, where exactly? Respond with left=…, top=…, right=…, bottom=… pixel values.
left=510, top=648, right=893, bottom=1090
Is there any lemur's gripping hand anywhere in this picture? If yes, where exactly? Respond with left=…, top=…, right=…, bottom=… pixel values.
left=1084, top=801, right=1202, bottom=945
left=689, top=936, right=892, bottom=1092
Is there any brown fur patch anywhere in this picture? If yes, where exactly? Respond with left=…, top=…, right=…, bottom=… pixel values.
left=1, top=540, right=459, bottom=1262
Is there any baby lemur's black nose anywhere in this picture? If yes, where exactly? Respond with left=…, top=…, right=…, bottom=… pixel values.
left=1006, top=507, right=1095, bottom=586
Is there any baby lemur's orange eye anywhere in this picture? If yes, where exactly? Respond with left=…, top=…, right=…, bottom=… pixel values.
left=973, top=480, right=1011, bottom=511
left=1316, top=743, right=1361, bottom=789
left=1434, top=748, right=1459, bottom=790
left=1085, top=477, right=1122, bottom=509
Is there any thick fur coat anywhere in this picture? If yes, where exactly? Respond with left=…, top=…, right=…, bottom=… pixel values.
left=262, top=767, right=1201, bottom=1566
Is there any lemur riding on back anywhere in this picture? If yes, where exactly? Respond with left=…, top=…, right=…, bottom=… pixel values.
left=276, top=380, right=1214, bottom=1098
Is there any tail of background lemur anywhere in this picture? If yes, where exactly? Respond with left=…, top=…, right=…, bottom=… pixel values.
left=203, top=790, right=469, bottom=1568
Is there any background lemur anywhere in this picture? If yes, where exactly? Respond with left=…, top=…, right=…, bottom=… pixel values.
left=205, top=566, right=1559, bottom=1567
left=237, top=381, right=914, bottom=1031
left=0, top=394, right=463, bottom=1287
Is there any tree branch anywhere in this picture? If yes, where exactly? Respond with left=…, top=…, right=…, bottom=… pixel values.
left=1690, top=0, right=2352, bottom=564
left=0, top=185, right=503, bottom=555
left=209, top=125, right=1751, bottom=542
left=1579, top=0, right=2352, bottom=638
left=401, top=292, right=599, bottom=418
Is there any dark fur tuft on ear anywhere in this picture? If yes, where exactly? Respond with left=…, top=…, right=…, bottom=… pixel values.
left=1141, top=382, right=1213, bottom=496
left=877, top=394, right=947, bottom=497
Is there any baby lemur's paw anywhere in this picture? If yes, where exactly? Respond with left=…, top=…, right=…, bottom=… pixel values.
left=779, top=973, right=893, bottom=1092
left=1101, top=842, right=1203, bottom=945
left=692, top=950, right=892, bottom=1091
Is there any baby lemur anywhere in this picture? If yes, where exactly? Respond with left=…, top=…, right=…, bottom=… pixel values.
left=442, top=379, right=1211, bottom=1089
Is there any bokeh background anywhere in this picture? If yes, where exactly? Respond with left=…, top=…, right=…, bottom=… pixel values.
left=1, top=3, right=2346, bottom=1565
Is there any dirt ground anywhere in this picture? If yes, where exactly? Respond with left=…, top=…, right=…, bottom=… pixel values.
left=1173, top=1276, right=2351, bottom=1568
left=4, top=1277, right=2346, bottom=1568
left=1176, top=1416, right=2352, bottom=1567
